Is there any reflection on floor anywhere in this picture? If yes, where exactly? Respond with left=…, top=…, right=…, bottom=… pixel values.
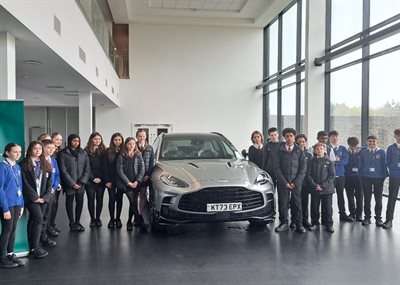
left=1, top=195, right=399, bottom=285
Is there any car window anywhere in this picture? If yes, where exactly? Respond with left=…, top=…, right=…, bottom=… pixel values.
left=159, top=136, right=237, bottom=160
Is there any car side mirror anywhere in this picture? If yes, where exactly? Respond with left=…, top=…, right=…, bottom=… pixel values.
left=241, top=149, right=248, bottom=159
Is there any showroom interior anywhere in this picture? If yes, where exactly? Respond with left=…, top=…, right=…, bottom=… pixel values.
left=1, top=0, right=400, bottom=284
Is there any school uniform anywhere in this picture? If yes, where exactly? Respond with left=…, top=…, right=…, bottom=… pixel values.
left=384, top=143, right=400, bottom=225
left=274, top=143, right=307, bottom=232
left=86, top=150, right=105, bottom=225
left=359, top=147, right=387, bottom=224
left=104, top=149, right=121, bottom=227
left=263, top=140, right=280, bottom=185
left=20, top=159, right=52, bottom=252
left=0, top=159, right=24, bottom=260
left=49, top=152, right=62, bottom=231
left=330, top=144, right=350, bottom=219
left=307, top=155, right=336, bottom=229
left=344, top=147, right=363, bottom=220
left=58, top=146, right=91, bottom=230
left=248, top=144, right=265, bottom=170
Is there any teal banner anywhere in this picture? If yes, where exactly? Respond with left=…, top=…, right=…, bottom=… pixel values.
left=0, top=100, right=29, bottom=256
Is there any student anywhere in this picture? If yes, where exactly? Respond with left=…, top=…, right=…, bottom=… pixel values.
left=307, top=143, right=336, bottom=233
left=58, top=134, right=91, bottom=232
left=295, top=134, right=313, bottom=228
left=264, top=127, right=280, bottom=185
left=20, top=141, right=52, bottom=259
left=135, top=130, right=155, bottom=229
left=329, top=130, right=352, bottom=222
left=344, top=136, right=363, bottom=222
left=40, top=140, right=60, bottom=247
left=359, top=135, right=387, bottom=226
left=85, top=132, right=106, bottom=227
left=0, top=143, right=24, bottom=268
left=312, top=131, right=336, bottom=162
left=247, top=130, right=265, bottom=170
left=274, top=128, right=307, bottom=233
left=48, top=132, right=63, bottom=234
left=104, top=133, right=124, bottom=228
left=383, top=129, right=400, bottom=229
left=116, top=137, right=145, bottom=231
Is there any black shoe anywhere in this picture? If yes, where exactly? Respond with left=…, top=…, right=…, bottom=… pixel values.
left=356, top=216, right=363, bottom=222
left=89, top=219, right=96, bottom=227
left=308, top=224, right=320, bottom=231
left=95, top=218, right=102, bottom=227
left=115, top=219, right=122, bottom=228
left=362, top=218, right=371, bottom=226
left=52, top=224, right=61, bottom=232
left=127, top=221, right=133, bottom=231
left=326, top=225, right=335, bottom=233
left=47, top=227, right=59, bottom=237
left=383, top=220, right=393, bottom=229
left=40, top=237, right=56, bottom=247
left=77, top=223, right=85, bottom=232
left=108, top=219, right=116, bottom=229
left=376, top=218, right=384, bottom=227
left=7, top=254, right=24, bottom=267
left=303, top=220, right=312, bottom=228
left=295, top=225, right=307, bottom=233
left=28, top=248, right=48, bottom=259
left=340, top=215, right=354, bottom=222
left=0, top=256, right=18, bottom=269
left=275, top=223, right=289, bottom=232
left=69, top=223, right=79, bottom=232
left=289, top=221, right=296, bottom=229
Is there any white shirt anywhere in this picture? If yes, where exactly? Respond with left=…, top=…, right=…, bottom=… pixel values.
left=5, top=158, right=16, bottom=166
left=253, top=144, right=263, bottom=150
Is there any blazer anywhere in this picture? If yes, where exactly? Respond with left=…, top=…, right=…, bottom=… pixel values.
left=20, top=159, right=52, bottom=204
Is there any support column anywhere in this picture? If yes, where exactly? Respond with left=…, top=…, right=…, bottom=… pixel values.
left=0, top=32, right=16, bottom=100
left=79, top=91, right=93, bottom=143
left=304, top=0, right=326, bottom=139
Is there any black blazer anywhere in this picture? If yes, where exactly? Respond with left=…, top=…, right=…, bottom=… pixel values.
left=20, top=159, right=52, bottom=204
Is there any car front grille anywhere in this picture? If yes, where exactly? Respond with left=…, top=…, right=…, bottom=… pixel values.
left=178, top=187, right=264, bottom=212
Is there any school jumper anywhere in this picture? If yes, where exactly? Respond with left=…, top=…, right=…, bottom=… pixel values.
left=344, top=148, right=363, bottom=220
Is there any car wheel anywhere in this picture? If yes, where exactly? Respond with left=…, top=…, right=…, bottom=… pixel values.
left=149, top=204, right=165, bottom=232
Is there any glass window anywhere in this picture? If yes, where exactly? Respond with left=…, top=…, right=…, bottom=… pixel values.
left=268, top=21, right=279, bottom=76
left=300, top=82, right=305, bottom=133
left=370, top=33, right=400, bottom=55
left=330, top=64, right=362, bottom=142
left=331, top=0, right=363, bottom=46
left=281, top=84, right=296, bottom=130
left=369, top=50, right=400, bottom=148
left=282, top=4, right=297, bottom=69
left=268, top=91, right=278, bottom=128
left=301, top=0, right=305, bottom=60
left=370, top=0, right=400, bottom=27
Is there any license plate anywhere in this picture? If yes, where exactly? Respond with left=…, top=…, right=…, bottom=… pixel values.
left=206, top=203, right=242, bottom=212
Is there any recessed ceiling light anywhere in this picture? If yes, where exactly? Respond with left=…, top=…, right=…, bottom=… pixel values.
left=45, top=85, right=65, bottom=89
left=24, top=60, right=42, bottom=65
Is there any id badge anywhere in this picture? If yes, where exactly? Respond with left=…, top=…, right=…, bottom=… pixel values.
left=369, top=168, right=375, bottom=172
left=17, top=189, right=22, bottom=197
left=352, top=167, right=358, bottom=172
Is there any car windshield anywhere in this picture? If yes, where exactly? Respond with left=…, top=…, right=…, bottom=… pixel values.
left=159, top=136, right=239, bottom=160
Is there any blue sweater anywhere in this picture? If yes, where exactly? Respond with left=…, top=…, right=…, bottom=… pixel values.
left=331, top=145, right=349, bottom=177
left=386, top=143, right=400, bottom=178
left=50, top=158, right=61, bottom=190
left=345, top=148, right=361, bottom=176
left=0, top=161, right=24, bottom=213
left=359, top=148, right=388, bottom=178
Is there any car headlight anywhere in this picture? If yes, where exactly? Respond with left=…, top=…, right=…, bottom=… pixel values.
left=160, top=174, right=189, bottom=188
left=255, top=172, right=270, bottom=185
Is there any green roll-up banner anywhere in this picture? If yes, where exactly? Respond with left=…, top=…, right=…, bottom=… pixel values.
left=0, top=100, right=29, bottom=256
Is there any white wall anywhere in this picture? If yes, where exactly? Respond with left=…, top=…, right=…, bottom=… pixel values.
left=96, top=23, right=263, bottom=151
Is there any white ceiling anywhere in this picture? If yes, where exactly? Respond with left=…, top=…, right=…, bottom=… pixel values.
left=109, top=0, right=289, bottom=28
left=0, top=6, right=115, bottom=108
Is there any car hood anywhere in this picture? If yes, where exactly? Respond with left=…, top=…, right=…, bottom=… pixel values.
left=156, top=159, right=262, bottom=186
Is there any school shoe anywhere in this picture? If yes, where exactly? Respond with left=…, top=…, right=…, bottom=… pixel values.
left=382, top=221, right=393, bottom=229
left=375, top=218, right=384, bottom=227
left=40, top=236, right=57, bottom=247
left=295, top=225, right=307, bottom=233
left=326, top=225, right=335, bottom=233
left=69, top=223, right=80, bottom=232
left=7, top=254, right=25, bottom=267
left=77, top=223, right=85, bottom=232
left=95, top=218, right=102, bottom=227
left=340, top=215, right=354, bottom=222
left=108, top=219, right=116, bottom=229
left=356, top=215, right=363, bottom=222
left=115, top=219, right=122, bottom=228
left=89, top=219, right=97, bottom=227
left=51, top=224, right=61, bottom=232
left=127, top=221, right=133, bottom=231
left=289, top=221, right=296, bottom=229
left=361, top=218, right=371, bottom=226
left=302, top=220, right=312, bottom=228
left=0, top=256, right=18, bottom=269
left=28, top=248, right=48, bottom=259
left=47, top=227, right=59, bottom=237
left=308, top=224, right=320, bottom=231
left=275, top=223, right=289, bottom=232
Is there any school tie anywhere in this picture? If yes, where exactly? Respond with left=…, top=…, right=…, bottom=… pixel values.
left=288, top=145, right=292, bottom=153
left=34, top=161, right=41, bottom=179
